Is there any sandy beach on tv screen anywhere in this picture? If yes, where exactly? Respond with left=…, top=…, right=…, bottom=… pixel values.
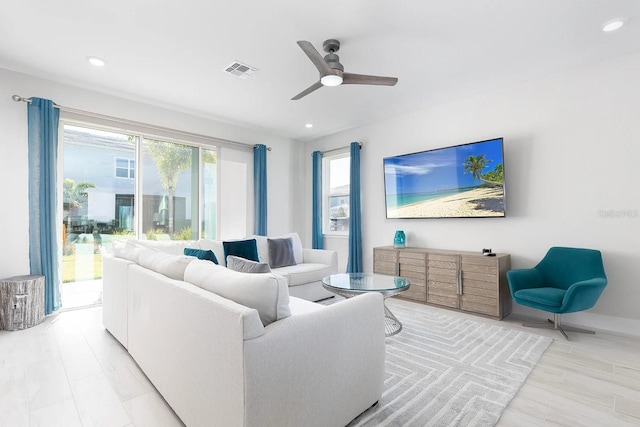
left=388, top=187, right=504, bottom=218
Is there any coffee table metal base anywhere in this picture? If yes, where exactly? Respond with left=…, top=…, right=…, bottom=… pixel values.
left=383, top=303, right=402, bottom=337
left=323, top=288, right=403, bottom=337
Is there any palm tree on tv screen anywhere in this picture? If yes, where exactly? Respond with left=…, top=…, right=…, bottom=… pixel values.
left=463, top=154, right=503, bottom=186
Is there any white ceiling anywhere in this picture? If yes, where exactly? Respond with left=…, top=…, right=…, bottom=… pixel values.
left=2, top=1, right=639, bottom=141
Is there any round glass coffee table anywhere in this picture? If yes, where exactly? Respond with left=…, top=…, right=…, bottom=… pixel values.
left=321, top=273, right=410, bottom=337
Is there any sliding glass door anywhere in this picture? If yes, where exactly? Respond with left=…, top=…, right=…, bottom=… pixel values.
left=62, top=125, right=137, bottom=309
left=61, top=124, right=219, bottom=310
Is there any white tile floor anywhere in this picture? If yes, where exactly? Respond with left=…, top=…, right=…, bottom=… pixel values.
left=1, top=300, right=639, bottom=427
left=0, top=307, right=183, bottom=427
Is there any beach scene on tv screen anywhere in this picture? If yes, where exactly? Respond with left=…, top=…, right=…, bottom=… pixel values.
left=384, top=138, right=505, bottom=218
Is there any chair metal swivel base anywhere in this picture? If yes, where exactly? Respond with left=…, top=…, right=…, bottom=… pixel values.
left=522, top=313, right=595, bottom=340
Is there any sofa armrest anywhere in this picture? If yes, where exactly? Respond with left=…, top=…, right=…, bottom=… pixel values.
left=243, top=292, right=385, bottom=427
left=561, top=278, right=607, bottom=313
left=102, top=254, right=134, bottom=348
left=302, top=248, right=338, bottom=273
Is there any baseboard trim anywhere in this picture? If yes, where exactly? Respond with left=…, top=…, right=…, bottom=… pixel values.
left=512, top=305, right=640, bottom=339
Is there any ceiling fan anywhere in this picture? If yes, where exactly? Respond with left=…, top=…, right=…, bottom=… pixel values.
left=291, top=39, right=398, bottom=100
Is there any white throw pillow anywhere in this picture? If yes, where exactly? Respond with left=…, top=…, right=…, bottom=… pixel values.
left=112, top=240, right=148, bottom=263
left=184, top=260, right=291, bottom=326
left=196, top=239, right=226, bottom=266
left=137, top=250, right=194, bottom=281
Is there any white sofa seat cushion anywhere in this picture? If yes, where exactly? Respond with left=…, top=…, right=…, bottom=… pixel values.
left=288, top=296, right=325, bottom=316
left=273, top=263, right=334, bottom=287
left=137, top=250, right=194, bottom=281
left=184, top=260, right=291, bottom=326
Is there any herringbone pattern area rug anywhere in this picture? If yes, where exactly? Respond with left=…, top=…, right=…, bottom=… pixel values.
left=348, top=299, right=553, bottom=427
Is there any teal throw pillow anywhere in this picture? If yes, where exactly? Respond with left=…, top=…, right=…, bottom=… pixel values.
left=184, top=248, right=219, bottom=264
left=223, top=239, right=260, bottom=263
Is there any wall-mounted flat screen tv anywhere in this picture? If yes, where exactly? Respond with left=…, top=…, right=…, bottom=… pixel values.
left=384, top=137, right=505, bottom=219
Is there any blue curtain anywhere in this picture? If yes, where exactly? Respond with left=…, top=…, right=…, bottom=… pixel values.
left=346, top=142, right=362, bottom=273
left=312, top=151, right=323, bottom=249
left=28, top=98, right=61, bottom=315
left=253, top=144, right=267, bottom=235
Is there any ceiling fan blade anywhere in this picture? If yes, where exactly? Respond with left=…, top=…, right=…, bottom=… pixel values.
left=297, top=41, right=331, bottom=76
left=342, top=73, right=398, bottom=86
left=291, top=81, right=324, bottom=100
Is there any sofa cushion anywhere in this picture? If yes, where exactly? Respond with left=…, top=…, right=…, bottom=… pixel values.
left=135, top=239, right=195, bottom=255
left=113, top=240, right=148, bottom=263
left=184, top=260, right=291, bottom=326
left=288, top=296, right=325, bottom=316
left=138, top=250, right=194, bottom=281
left=227, top=255, right=271, bottom=273
left=272, top=263, right=334, bottom=287
left=252, top=233, right=303, bottom=264
left=196, top=239, right=226, bottom=266
left=223, top=239, right=260, bottom=262
left=184, top=247, right=219, bottom=264
left=267, top=238, right=297, bottom=269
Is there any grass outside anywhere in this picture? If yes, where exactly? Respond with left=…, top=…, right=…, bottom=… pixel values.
left=62, top=254, right=103, bottom=283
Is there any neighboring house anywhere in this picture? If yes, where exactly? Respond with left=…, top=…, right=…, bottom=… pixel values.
left=63, top=127, right=197, bottom=235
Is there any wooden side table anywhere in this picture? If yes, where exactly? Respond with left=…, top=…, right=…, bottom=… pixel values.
left=0, top=275, right=45, bottom=331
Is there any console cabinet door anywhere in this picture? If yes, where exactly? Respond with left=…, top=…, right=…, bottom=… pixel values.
left=398, top=251, right=427, bottom=302
left=373, top=248, right=398, bottom=275
left=427, top=253, right=459, bottom=308
left=460, top=256, right=499, bottom=317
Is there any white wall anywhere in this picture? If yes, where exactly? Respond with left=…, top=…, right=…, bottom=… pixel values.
left=0, top=68, right=300, bottom=279
left=303, top=51, right=640, bottom=336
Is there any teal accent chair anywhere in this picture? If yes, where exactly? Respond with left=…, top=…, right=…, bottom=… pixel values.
left=507, top=247, right=607, bottom=340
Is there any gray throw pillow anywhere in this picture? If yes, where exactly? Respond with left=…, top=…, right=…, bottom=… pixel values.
left=267, top=238, right=297, bottom=268
left=226, top=255, right=272, bottom=274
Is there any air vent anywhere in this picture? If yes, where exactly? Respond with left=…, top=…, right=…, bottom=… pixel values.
left=223, top=61, right=258, bottom=79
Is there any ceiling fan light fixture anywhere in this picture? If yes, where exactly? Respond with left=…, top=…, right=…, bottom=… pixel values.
left=602, top=19, right=625, bottom=32
left=321, top=74, right=343, bottom=87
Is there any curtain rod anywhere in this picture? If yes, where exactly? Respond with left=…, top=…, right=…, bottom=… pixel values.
left=12, top=95, right=271, bottom=151
left=313, top=142, right=362, bottom=156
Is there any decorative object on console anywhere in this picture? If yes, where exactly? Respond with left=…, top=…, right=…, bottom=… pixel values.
left=373, top=246, right=511, bottom=319
left=393, top=230, right=406, bottom=249
left=226, top=255, right=272, bottom=274
left=384, top=137, right=505, bottom=219
left=482, top=248, right=496, bottom=257
left=184, top=247, right=218, bottom=264
left=267, top=237, right=297, bottom=268
left=223, top=239, right=260, bottom=262
left=507, top=246, right=607, bottom=340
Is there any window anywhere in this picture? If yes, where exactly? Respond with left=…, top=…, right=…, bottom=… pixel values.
left=60, top=123, right=226, bottom=310
left=115, top=157, right=135, bottom=178
left=323, top=152, right=350, bottom=234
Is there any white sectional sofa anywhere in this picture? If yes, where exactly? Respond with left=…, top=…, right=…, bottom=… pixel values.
left=121, top=233, right=337, bottom=302
left=102, top=240, right=385, bottom=427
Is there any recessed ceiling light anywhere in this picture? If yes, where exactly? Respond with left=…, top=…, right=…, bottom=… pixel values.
left=87, top=56, right=106, bottom=67
left=305, top=123, right=313, bottom=128
left=602, top=19, right=625, bottom=32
